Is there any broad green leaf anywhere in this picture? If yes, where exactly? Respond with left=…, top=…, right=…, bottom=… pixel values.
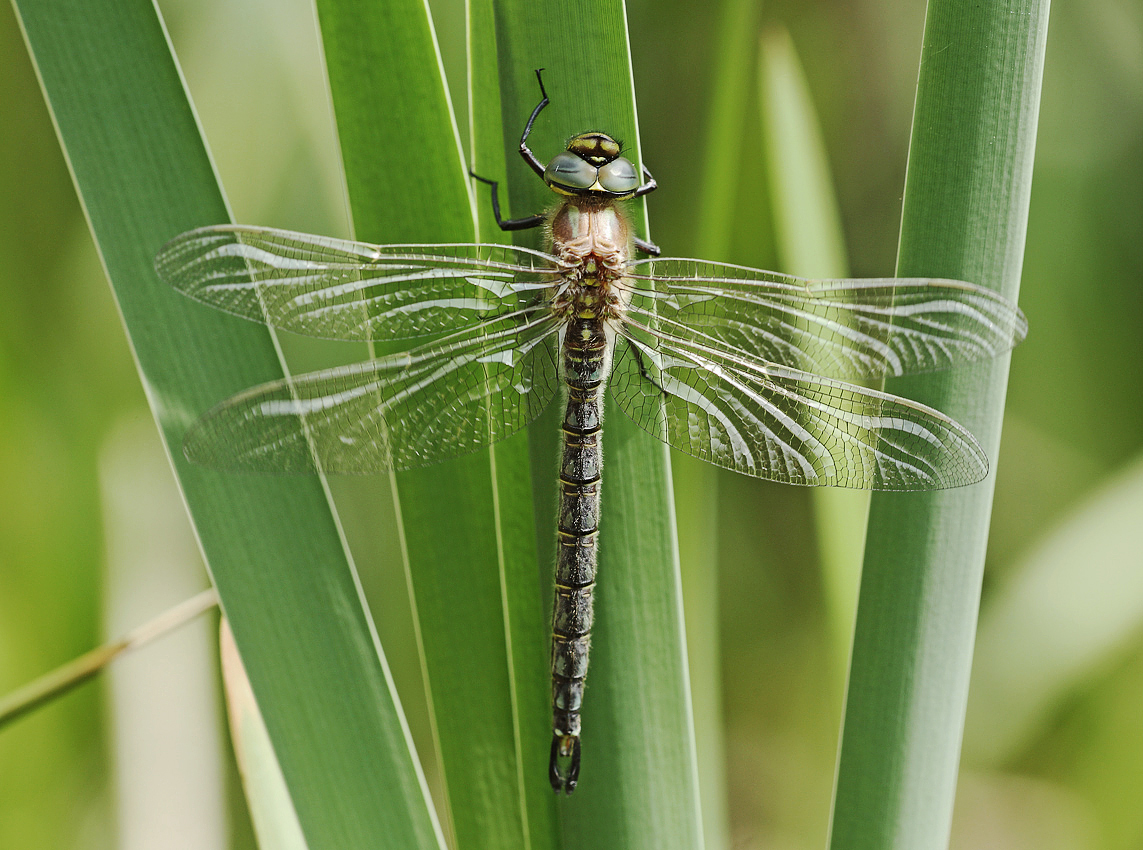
left=828, top=2, right=1050, bottom=848
left=13, top=1, right=444, bottom=847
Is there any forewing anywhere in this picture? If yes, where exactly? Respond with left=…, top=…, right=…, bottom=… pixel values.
left=624, top=258, right=1027, bottom=379
left=184, top=310, right=561, bottom=473
left=155, top=225, right=557, bottom=341
left=612, top=321, right=988, bottom=490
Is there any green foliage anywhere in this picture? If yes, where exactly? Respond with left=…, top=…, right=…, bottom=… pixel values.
left=7, top=0, right=1143, bottom=848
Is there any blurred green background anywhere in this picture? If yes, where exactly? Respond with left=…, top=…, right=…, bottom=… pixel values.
left=1, top=0, right=1141, bottom=847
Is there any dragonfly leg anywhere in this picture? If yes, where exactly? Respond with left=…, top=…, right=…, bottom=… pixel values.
left=549, top=733, right=582, bottom=794
left=469, top=171, right=546, bottom=231
left=633, top=163, right=658, bottom=198
left=632, top=165, right=660, bottom=254
left=635, top=235, right=661, bottom=257
left=623, top=337, right=669, bottom=394
left=519, top=68, right=550, bottom=178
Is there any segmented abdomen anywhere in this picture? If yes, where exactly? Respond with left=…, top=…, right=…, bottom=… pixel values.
left=551, top=316, right=608, bottom=751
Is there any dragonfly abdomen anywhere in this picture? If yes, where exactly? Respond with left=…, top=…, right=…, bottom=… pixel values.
left=550, top=316, right=609, bottom=793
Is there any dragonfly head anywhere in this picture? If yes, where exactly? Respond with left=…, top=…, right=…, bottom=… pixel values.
left=544, top=132, right=640, bottom=199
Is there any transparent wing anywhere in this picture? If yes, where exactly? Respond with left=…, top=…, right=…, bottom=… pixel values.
left=612, top=318, right=988, bottom=490
left=155, top=225, right=559, bottom=341
left=184, top=308, right=561, bottom=473
left=623, top=258, right=1027, bottom=379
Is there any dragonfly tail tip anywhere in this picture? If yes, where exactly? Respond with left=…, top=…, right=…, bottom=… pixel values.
left=549, top=734, right=581, bottom=794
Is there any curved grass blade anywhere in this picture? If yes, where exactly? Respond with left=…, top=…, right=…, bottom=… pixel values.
left=964, top=451, right=1143, bottom=765
left=0, top=591, right=218, bottom=729
left=11, top=0, right=447, bottom=847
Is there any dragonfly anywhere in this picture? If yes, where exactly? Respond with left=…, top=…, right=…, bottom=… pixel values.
left=155, top=70, right=1027, bottom=794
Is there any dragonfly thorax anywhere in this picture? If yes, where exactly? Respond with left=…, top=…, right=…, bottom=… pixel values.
left=550, top=201, right=633, bottom=321
left=550, top=201, right=632, bottom=269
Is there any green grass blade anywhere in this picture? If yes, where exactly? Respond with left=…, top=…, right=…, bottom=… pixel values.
left=828, top=2, right=1050, bottom=848
left=694, top=0, right=758, bottom=259
left=0, top=590, right=217, bottom=729
left=487, top=2, right=703, bottom=846
left=220, top=622, right=308, bottom=850
left=318, top=1, right=474, bottom=242
left=468, top=3, right=563, bottom=845
left=676, top=3, right=760, bottom=848
left=12, top=1, right=446, bottom=847
left=759, top=26, right=848, bottom=278
left=758, top=25, right=868, bottom=669
left=313, top=2, right=549, bottom=847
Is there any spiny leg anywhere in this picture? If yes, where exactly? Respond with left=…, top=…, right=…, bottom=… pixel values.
left=631, top=164, right=660, bottom=254
left=635, top=235, right=661, bottom=256
left=468, top=172, right=546, bottom=231
left=519, top=68, right=551, bottom=177
left=470, top=68, right=554, bottom=229
left=623, top=336, right=670, bottom=394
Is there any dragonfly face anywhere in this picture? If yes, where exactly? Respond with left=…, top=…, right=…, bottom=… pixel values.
left=154, top=69, right=1027, bottom=797
left=544, top=132, right=641, bottom=197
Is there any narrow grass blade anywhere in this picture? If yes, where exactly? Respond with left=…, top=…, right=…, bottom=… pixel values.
left=758, top=25, right=868, bottom=668
left=488, top=2, right=703, bottom=847
left=678, top=3, right=761, bottom=848
left=828, top=2, right=1050, bottom=848
left=13, top=1, right=446, bottom=846
left=313, top=2, right=546, bottom=848
left=759, top=26, right=848, bottom=277
left=694, top=0, right=759, bottom=258
left=0, top=591, right=217, bottom=729
left=220, top=620, right=308, bottom=850
left=469, top=2, right=562, bottom=845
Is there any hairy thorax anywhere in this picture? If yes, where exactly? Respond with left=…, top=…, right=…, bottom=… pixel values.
left=549, top=199, right=634, bottom=323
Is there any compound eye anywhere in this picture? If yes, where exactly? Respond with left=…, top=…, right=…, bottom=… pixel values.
left=545, top=152, right=598, bottom=191
left=597, top=157, right=639, bottom=194
left=567, top=132, right=621, bottom=163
